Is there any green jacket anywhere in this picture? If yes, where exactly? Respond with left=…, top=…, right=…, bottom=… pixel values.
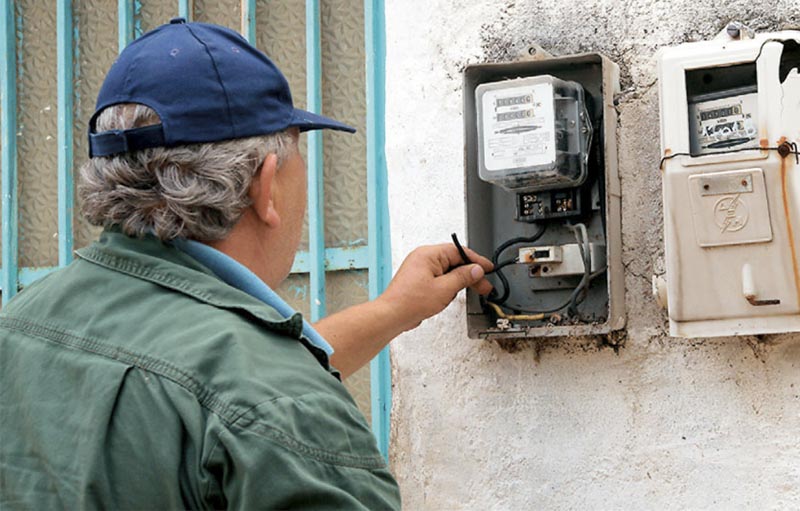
left=0, top=230, right=400, bottom=510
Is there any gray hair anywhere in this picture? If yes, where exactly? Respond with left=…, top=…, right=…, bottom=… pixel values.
left=79, top=103, right=296, bottom=241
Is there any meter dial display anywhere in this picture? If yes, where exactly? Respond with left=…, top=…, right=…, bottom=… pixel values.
left=689, top=93, right=759, bottom=155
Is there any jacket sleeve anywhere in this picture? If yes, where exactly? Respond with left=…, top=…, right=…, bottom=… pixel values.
left=201, top=395, right=401, bottom=510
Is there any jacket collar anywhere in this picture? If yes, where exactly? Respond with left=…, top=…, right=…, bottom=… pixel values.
left=76, top=229, right=307, bottom=342
left=75, top=230, right=336, bottom=375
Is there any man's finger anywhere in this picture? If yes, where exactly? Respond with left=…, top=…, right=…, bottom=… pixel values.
left=421, top=243, right=494, bottom=272
left=461, top=246, right=494, bottom=272
left=436, top=263, right=485, bottom=296
left=470, top=277, right=494, bottom=296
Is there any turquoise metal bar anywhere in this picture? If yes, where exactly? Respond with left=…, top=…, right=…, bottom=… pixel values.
left=291, top=245, right=369, bottom=274
left=365, top=0, right=392, bottom=459
left=118, top=0, right=134, bottom=52
left=178, top=0, right=193, bottom=20
left=133, top=0, right=142, bottom=38
left=2, top=244, right=370, bottom=291
left=3, top=244, right=370, bottom=291
left=240, top=0, right=256, bottom=44
left=18, top=267, right=58, bottom=288
left=57, top=0, right=74, bottom=267
left=1, top=0, right=18, bottom=304
left=305, top=0, right=326, bottom=322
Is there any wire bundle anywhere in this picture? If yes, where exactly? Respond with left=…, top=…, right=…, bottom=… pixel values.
left=451, top=223, right=606, bottom=324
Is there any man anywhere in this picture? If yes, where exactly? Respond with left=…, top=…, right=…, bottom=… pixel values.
left=0, top=18, right=493, bottom=510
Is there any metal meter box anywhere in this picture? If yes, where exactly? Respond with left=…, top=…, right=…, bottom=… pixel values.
left=463, top=53, right=624, bottom=340
left=656, top=27, right=800, bottom=337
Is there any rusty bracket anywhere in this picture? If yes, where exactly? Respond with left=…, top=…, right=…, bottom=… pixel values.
left=746, top=296, right=781, bottom=306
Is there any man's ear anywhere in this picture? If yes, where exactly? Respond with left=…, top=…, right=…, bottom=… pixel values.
left=248, top=153, right=281, bottom=229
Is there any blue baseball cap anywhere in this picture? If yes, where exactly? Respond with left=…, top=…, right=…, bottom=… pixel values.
left=89, top=17, right=355, bottom=157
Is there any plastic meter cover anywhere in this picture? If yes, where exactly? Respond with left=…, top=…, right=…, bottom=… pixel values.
left=475, top=75, right=592, bottom=192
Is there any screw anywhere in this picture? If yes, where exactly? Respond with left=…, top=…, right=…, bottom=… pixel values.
left=727, top=23, right=741, bottom=39
left=778, top=142, right=792, bottom=158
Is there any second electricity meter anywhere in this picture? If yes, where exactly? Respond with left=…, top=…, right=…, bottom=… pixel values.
left=686, top=65, right=759, bottom=155
left=656, top=26, right=800, bottom=338
left=475, top=75, right=593, bottom=192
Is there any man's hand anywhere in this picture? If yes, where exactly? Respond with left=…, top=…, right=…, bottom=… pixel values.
left=377, top=243, right=494, bottom=332
left=315, top=243, right=493, bottom=378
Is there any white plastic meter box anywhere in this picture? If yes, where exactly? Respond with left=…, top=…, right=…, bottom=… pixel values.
left=656, top=26, right=800, bottom=337
left=463, top=54, right=624, bottom=340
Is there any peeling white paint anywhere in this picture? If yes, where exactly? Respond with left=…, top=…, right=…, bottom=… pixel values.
left=385, top=1, right=800, bottom=508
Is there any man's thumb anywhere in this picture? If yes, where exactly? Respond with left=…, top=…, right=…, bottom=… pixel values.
left=439, top=264, right=485, bottom=293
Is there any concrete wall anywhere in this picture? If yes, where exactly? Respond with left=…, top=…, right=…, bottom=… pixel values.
left=384, top=1, right=800, bottom=509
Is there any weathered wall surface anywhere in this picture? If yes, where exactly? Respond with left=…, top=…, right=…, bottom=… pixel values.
left=385, top=1, right=800, bottom=509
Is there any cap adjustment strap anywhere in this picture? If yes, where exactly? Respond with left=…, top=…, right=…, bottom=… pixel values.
left=89, top=124, right=166, bottom=157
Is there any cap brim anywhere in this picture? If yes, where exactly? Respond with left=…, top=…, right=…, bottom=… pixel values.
left=289, top=108, right=356, bottom=134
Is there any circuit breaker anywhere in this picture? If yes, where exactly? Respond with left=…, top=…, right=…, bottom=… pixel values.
left=655, top=25, right=800, bottom=337
left=463, top=53, right=624, bottom=340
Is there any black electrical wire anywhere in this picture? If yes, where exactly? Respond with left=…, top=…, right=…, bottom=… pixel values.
left=490, top=270, right=607, bottom=316
left=452, top=223, right=608, bottom=320
left=450, top=227, right=546, bottom=306
left=659, top=142, right=799, bottom=170
left=492, top=271, right=606, bottom=315
left=494, top=257, right=518, bottom=271
left=489, top=257, right=518, bottom=306
left=492, top=269, right=512, bottom=305
left=491, top=226, right=547, bottom=262
left=487, top=223, right=607, bottom=316
left=449, top=233, right=518, bottom=275
left=450, top=233, right=471, bottom=269
left=452, top=224, right=598, bottom=317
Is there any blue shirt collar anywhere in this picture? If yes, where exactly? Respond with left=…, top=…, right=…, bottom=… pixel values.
left=172, top=239, right=334, bottom=356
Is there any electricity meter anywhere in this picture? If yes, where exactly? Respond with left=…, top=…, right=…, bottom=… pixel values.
left=475, top=76, right=593, bottom=192
left=687, top=67, right=758, bottom=156
left=463, top=53, right=624, bottom=341
left=656, top=26, right=800, bottom=337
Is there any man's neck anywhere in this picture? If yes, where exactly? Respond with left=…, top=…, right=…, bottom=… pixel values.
left=207, top=211, right=283, bottom=288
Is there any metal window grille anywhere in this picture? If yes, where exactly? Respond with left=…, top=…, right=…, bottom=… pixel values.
left=0, top=0, right=391, bottom=458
